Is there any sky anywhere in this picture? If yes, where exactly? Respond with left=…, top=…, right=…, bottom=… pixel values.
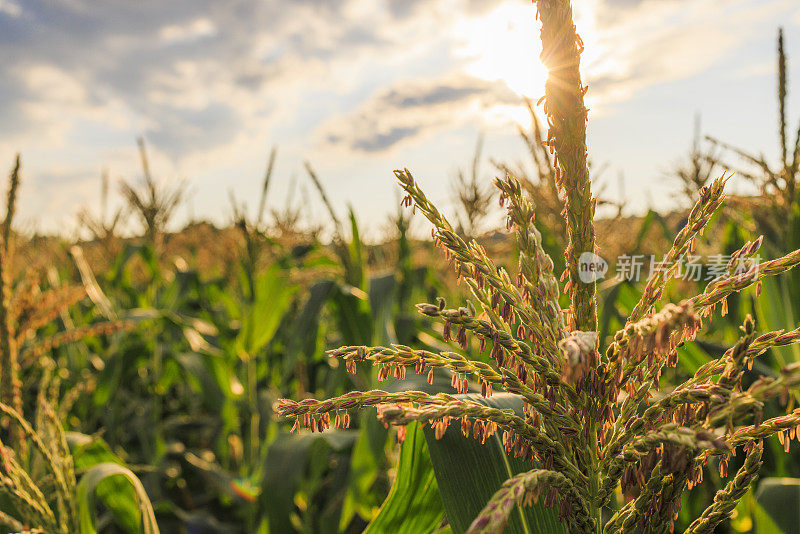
left=1, top=0, right=800, bottom=239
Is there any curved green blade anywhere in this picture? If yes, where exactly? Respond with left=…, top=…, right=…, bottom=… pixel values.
left=366, top=423, right=444, bottom=533
left=423, top=393, right=567, bottom=534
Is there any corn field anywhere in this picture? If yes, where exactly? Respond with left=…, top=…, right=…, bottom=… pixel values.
left=2, top=1, right=800, bottom=533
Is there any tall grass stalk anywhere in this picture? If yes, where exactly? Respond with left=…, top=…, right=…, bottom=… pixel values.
left=538, top=1, right=600, bottom=528
left=257, top=146, right=277, bottom=228
left=539, top=0, right=596, bottom=333
left=0, top=155, right=23, bottom=453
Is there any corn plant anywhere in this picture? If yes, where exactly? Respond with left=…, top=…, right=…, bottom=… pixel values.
left=0, top=370, right=159, bottom=534
left=0, top=155, right=24, bottom=445
left=706, top=28, right=800, bottom=256
left=670, top=116, right=721, bottom=201
left=0, top=157, right=157, bottom=533
left=120, top=138, right=187, bottom=253
left=277, top=2, right=800, bottom=532
left=78, top=169, right=126, bottom=257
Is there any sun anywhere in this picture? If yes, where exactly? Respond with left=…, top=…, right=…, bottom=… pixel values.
left=454, top=3, right=547, bottom=98
left=453, top=0, right=599, bottom=127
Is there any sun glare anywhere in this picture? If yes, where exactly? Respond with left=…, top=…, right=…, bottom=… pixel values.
left=454, top=0, right=600, bottom=127
left=455, top=3, right=546, bottom=97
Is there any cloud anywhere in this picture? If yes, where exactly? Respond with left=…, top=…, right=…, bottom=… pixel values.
left=385, top=0, right=495, bottom=19
left=0, top=0, right=512, bottom=228
left=0, top=0, right=795, bottom=231
left=348, top=126, right=422, bottom=152
left=0, top=0, right=514, bottom=160
left=319, top=73, right=519, bottom=153
left=0, top=0, right=408, bottom=158
left=159, top=18, right=217, bottom=44
left=583, top=0, right=789, bottom=106
left=0, top=0, right=20, bottom=17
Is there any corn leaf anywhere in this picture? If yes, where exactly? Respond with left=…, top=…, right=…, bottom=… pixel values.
left=69, top=433, right=140, bottom=534
left=338, top=409, right=389, bottom=530
left=237, top=265, right=296, bottom=357
left=283, top=279, right=338, bottom=379
left=756, top=276, right=800, bottom=367
left=365, top=423, right=444, bottom=533
left=260, top=431, right=359, bottom=533
left=76, top=462, right=159, bottom=534
left=755, top=478, right=800, bottom=533
left=423, top=393, right=566, bottom=534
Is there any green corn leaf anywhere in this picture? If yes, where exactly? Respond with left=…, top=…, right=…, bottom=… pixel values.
left=76, top=462, right=159, bottom=534
left=338, top=409, right=389, bottom=530
left=340, top=370, right=461, bottom=531
left=348, top=207, right=365, bottom=289
left=365, top=423, right=444, bottom=533
left=283, top=279, right=338, bottom=380
left=331, top=284, right=373, bottom=346
left=423, top=393, right=566, bottom=534
left=175, top=352, right=229, bottom=407
left=755, top=276, right=800, bottom=368
left=68, top=433, right=141, bottom=534
left=755, top=478, right=800, bottom=533
left=675, top=340, right=712, bottom=375
left=184, top=451, right=260, bottom=504
left=261, top=431, right=359, bottom=533
left=368, top=273, right=397, bottom=346
left=237, top=265, right=296, bottom=357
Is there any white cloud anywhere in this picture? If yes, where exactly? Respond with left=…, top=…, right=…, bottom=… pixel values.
left=159, top=18, right=217, bottom=43
left=575, top=0, right=790, bottom=106
left=317, top=72, right=519, bottom=153
left=734, top=60, right=775, bottom=79
left=0, top=0, right=20, bottom=18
